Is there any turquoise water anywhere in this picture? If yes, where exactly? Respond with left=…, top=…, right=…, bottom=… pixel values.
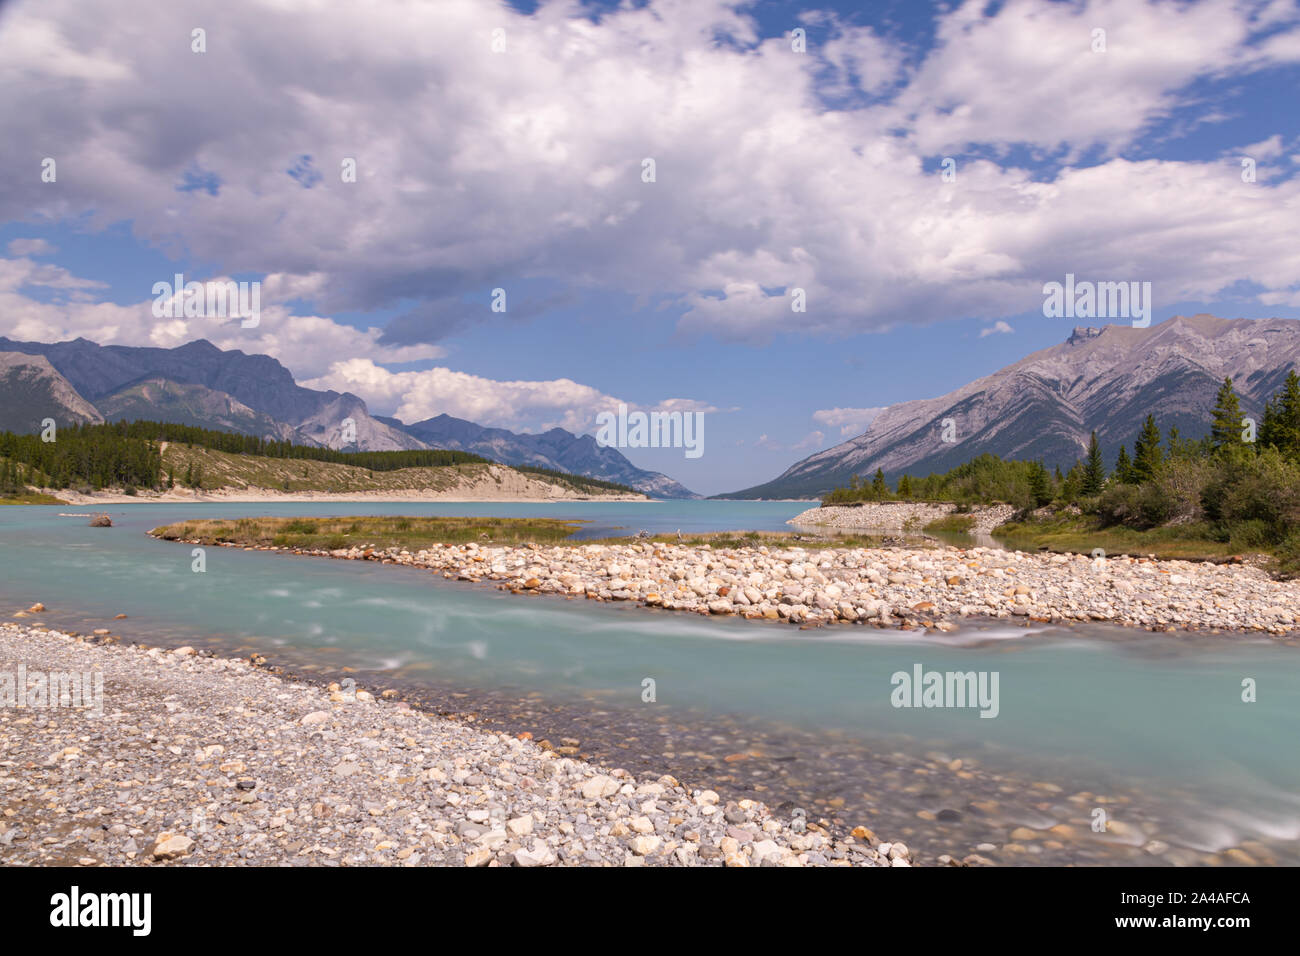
left=1, top=500, right=1298, bottom=861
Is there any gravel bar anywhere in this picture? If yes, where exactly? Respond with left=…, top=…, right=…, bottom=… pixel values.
left=0, top=623, right=903, bottom=867
left=156, top=536, right=1300, bottom=636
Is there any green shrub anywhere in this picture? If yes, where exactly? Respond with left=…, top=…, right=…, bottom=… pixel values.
left=1227, top=519, right=1275, bottom=550
left=1272, top=531, right=1300, bottom=578
left=1097, top=482, right=1174, bottom=529
left=1201, top=448, right=1300, bottom=526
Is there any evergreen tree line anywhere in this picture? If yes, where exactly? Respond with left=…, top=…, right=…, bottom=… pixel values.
left=821, top=372, right=1300, bottom=559
left=0, top=420, right=494, bottom=491
left=0, top=425, right=163, bottom=491
left=104, top=420, right=493, bottom=470
left=824, top=454, right=1054, bottom=508
left=513, top=465, right=635, bottom=494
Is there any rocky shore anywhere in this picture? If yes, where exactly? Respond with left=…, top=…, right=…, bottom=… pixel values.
left=0, top=623, right=901, bottom=867
left=790, top=502, right=1018, bottom=536
left=160, top=534, right=1300, bottom=636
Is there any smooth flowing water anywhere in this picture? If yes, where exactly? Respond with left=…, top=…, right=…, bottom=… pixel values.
left=1, top=500, right=1297, bottom=865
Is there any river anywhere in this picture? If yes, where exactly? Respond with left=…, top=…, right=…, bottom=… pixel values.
left=1, top=499, right=1296, bottom=866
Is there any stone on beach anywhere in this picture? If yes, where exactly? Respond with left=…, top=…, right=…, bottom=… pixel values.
left=186, top=530, right=1300, bottom=636
left=0, top=621, right=904, bottom=869
left=151, top=833, right=194, bottom=861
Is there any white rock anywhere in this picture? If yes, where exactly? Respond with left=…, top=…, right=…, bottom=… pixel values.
left=630, top=835, right=661, bottom=856
left=514, top=841, right=556, bottom=867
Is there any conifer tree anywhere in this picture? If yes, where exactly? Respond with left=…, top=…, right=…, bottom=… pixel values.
left=1027, top=460, right=1051, bottom=506
left=870, top=467, right=887, bottom=500
left=1082, top=431, right=1105, bottom=495
left=1132, top=415, right=1164, bottom=482
left=1210, top=377, right=1243, bottom=452
left=1061, top=460, right=1084, bottom=502
left=1261, top=370, right=1300, bottom=459
left=1113, top=445, right=1134, bottom=483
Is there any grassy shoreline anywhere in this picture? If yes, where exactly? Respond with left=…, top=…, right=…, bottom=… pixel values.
left=0, top=491, right=65, bottom=505
left=151, top=515, right=592, bottom=550
left=150, top=516, right=944, bottom=552
left=991, top=514, right=1263, bottom=564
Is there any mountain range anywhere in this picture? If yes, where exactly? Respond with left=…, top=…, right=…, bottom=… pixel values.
left=723, top=314, right=1300, bottom=499
left=0, top=336, right=698, bottom=498
left=0, top=351, right=104, bottom=434
left=384, top=414, right=696, bottom=499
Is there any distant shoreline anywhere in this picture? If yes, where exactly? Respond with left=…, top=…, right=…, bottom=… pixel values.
left=22, top=488, right=652, bottom=506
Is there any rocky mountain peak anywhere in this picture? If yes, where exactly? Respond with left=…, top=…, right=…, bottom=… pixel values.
left=724, top=314, right=1300, bottom=499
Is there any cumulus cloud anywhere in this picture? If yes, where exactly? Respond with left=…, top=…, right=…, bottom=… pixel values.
left=813, top=406, right=888, bottom=436
left=979, top=320, right=1015, bottom=337
left=898, top=0, right=1300, bottom=159
left=0, top=257, right=443, bottom=379
left=1240, top=134, right=1287, bottom=160
left=6, top=238, right=55, bottom=256
left=0, top=252, right=718, bottom=429
left=750, top=430, right=827, bottom=452
left=791, top=430, right=826, bottom=450
left=300, top=357, right=718, bottom=432
left=0, top=0, right=1296, bottom=349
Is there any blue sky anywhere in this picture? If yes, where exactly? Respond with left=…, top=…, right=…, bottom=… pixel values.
left=2, top=0, right=1300, bottom=494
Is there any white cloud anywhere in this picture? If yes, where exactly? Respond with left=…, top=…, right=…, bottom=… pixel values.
left=6, top=238, right=55, bottom=256
left=979, top=320, right=1015, bottom=337
left=791, top=430, right=826, bottom=450
left=0, top=253, right=714, bottom=429
left=1240, top=134, right=1286, bottom=160
left=301, top=358, right=609, bottom=431
left=0, top=256, right=442, bottom=378
left=301, top=357, right=716, bottom=433
left=0, top=0, right=1297, bottom=348
left=749, top=430, right=828, bottom=452
left=897, top=0, right=1300, bottom=159
left=813, top=406, right=888, bottom=436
